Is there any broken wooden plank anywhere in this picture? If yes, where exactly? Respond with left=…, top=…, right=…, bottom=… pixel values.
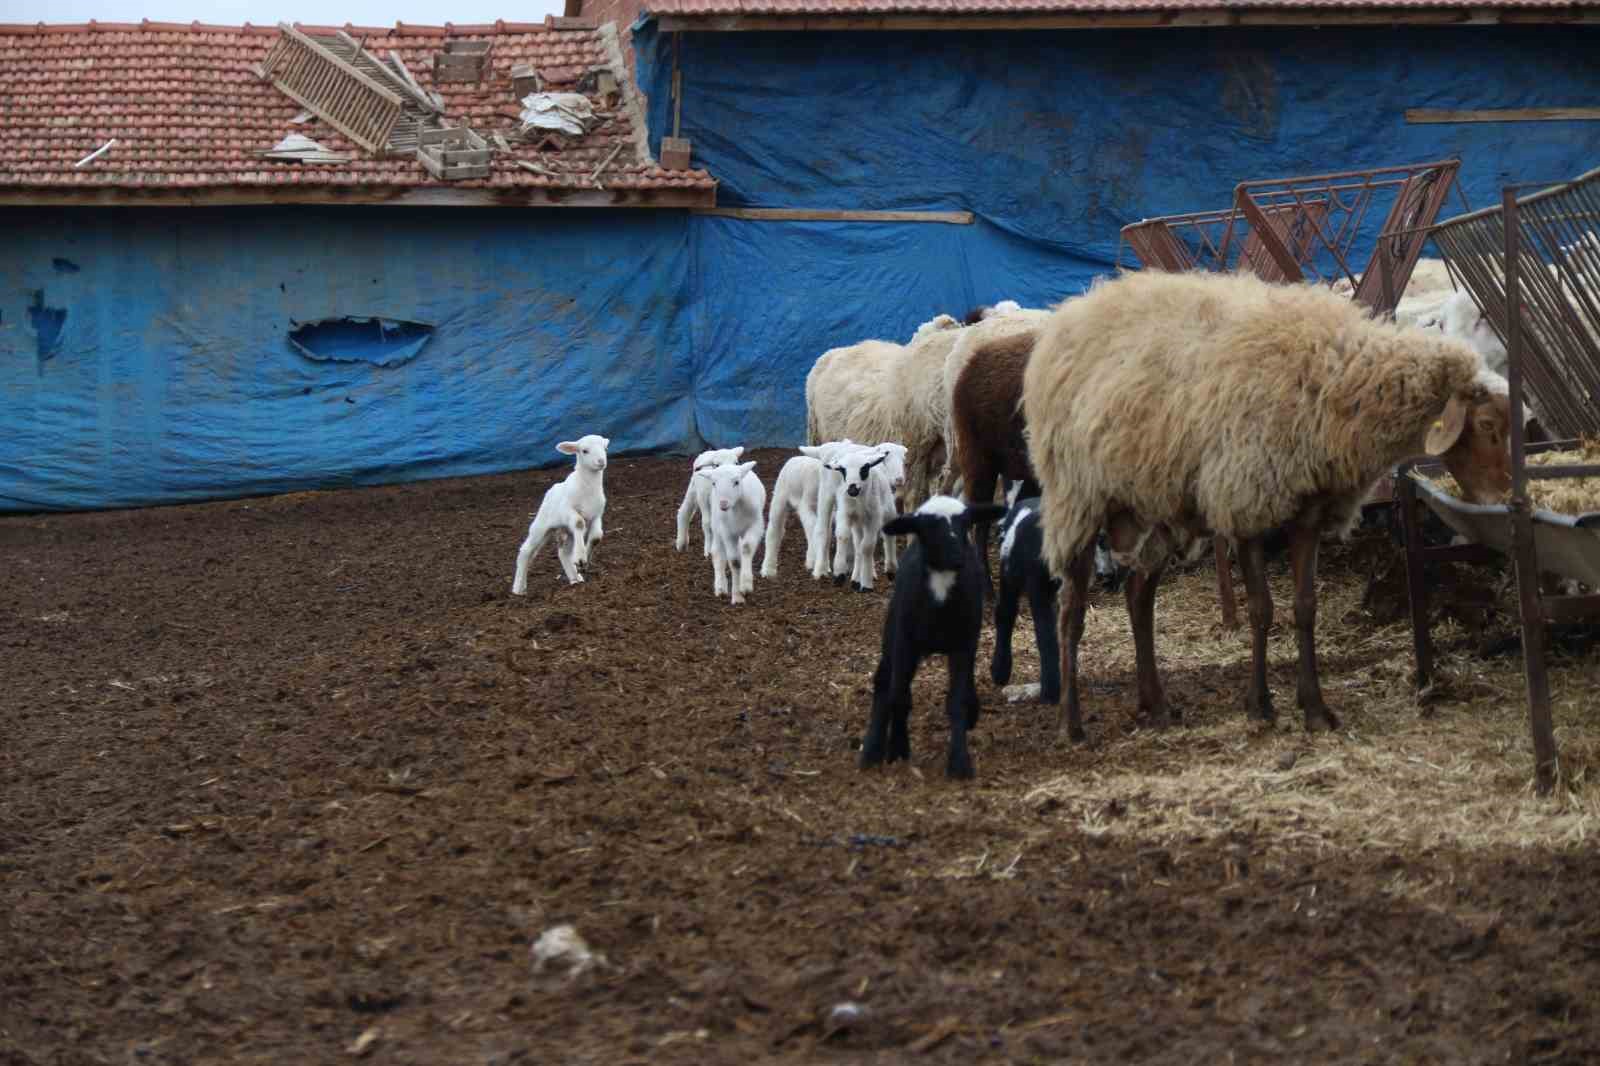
left=514, top=159, right=564, bottom=178
left=589, top=142, right=625, bottom=188
left=73, top=138, right=117, bottom=168
left=693, top=207, right=974, bottom=224
left=1405, top=107, right=1600, bottom=123
left=386, top=49, right=438, bottom=113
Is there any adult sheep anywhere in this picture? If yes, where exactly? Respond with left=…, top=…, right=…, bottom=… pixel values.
left=938, top=306, right=1053, bottom=566
left=1022, top=269, right=1515, bottom=740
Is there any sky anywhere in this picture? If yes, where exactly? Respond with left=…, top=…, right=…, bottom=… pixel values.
left=5, top=0, right=567, bottom=26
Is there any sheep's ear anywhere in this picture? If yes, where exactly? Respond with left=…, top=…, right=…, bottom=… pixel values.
left=798, top=445, right=821, bottom=458
left=881, top=515, right=919, bottom=539
left=734, top=461, right=756, bottom=476
left=556, top=441, right=580, bottom=455
left=729, top=446, right=744, bottom=459
left=864, top=454, right=887, bottom=470
left=599, top=437, right=611, bottom=449
left=1425, top=395, right=1468, bottom=455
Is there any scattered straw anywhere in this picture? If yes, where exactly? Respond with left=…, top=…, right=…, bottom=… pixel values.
left=1422, top=436, right=1600, bottom=514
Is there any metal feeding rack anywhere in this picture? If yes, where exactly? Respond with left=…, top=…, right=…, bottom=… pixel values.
left=1119, top=160, right=1465, bottom=627
left=1402, top=165, right=1600, bottom=795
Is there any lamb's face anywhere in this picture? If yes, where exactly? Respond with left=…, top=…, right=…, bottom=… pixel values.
left=828, top=448, right=887, bottom=499
left=559, top=434, right=610, bottom=474
left=700, top=461, right=756, bottom=513
left=874, top=443, right=909, bottom=488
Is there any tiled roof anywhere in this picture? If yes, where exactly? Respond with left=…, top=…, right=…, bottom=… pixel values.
left=0, top=20, right=717, bottom=206
left=651, top=0, right=1596, bottom=14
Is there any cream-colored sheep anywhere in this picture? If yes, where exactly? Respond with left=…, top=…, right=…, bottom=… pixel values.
left=805, top=339, right=900, bottom=448
left=1023, top=269, right=1508, bottom=741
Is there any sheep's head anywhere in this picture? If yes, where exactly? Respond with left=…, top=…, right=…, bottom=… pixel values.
left=827, top=446, right=888, bottom=499
left=873, top=442, right=909, bottom=488
left=697, top=461, right=757, bottom=513
left=883, top=496, right=1008, bottom=572
left=1425, top=375, right=1518, bottom=505
left=692, top=445, right=744, bottom=474
left=558, top=434, right=610, bottom=474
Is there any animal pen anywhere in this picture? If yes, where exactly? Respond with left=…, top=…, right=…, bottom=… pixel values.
left=1402, top=163, right=1600, bottom=795
left=1118, top=159, right=1465, bottom=627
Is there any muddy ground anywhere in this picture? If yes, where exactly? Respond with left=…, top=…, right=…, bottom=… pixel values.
left=4, top=449, right=1600, bottom=1065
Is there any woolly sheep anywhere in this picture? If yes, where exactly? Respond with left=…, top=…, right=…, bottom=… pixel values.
left=1021, top=270, right=1515, bottom=740
left=511, top=434, right=609, bottom=594
left=859, top=495, right=1007, bottom=780
left=675, top=445, right=746, bottom=556
left=698, top=461, right=766, bottom=605
left=761, top=452, right=829, bottom=579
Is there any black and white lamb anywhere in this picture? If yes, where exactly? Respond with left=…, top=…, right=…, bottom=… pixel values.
left=859, top=495, right=1006, bottom=780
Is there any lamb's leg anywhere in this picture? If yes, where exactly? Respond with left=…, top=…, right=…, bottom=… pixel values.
left=676, top=483, right=697, bottom=550
left=556, top=532, right=584, bottom=585
left=1126, top=563, right=1175, bottom=727
left=710, top=536, right=729, bottom=598
left=812, top=489, right=836, bottom=580
left=512, top=517, right=552, bottom=595
left=799, top=499, right=821, bottom=572
left=739, top=528, right=758, bottom=596
left=852, top=525, right=876, bottom=592
left=864, top=646, right=902, bottom=765
left=945, top=651, right=978, bottom=779
left=991, top=569, right=1021, bottom=687
left=886, top=654, right=918, bottom=764
left=1239, top=535, right=1276, bottom=723
left=761, top=493, right=788, bottom=579
left=729, top=552, right=745, bottom=605
left=1289, top=521, right=1339, bottom=732
left=1057, top=547, right=1092, bottom=742
left=1029, top=573, right=1062, bottom=704
left=831, top=511, right=851, bottom=586
left=700, top=497, right=715, bottom=557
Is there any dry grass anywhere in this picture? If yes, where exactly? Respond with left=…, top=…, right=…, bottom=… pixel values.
left=1008, top=541, right=1600, bottom=854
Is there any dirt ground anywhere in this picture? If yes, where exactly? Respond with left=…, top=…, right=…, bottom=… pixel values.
left=5, top=448, right=1600, bottom=1065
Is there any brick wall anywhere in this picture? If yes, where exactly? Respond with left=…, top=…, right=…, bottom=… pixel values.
left=576, top=0, right=654, bottom=82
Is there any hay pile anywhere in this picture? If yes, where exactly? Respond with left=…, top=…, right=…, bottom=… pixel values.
left=1421, top=437, right=1600, bottom=514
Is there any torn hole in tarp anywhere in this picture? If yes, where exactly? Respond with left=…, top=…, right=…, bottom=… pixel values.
left=287, top=316, right=434, bottom=367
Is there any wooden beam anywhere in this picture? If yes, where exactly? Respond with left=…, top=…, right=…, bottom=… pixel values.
left=654, top=7, right=1589, bottom=31
left=0, top=184, right=717, bottom=210
left=693, top=207, right=974, bottom=224
left=1406, top=107, right=1600, bottom=124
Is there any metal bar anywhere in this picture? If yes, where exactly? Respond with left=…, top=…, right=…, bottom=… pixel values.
left=1417, top=542, right=1502, bottom=566
left=1541, top=594, right=1600, bottom=624
left=1503, top=188, right=1560, bottom=797
left=1398, top=470, right=1435, bottom=695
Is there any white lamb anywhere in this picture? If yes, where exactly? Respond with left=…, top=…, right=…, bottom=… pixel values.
left=806, top=440, right=904, bottom=581
left=675, top=445, right=745, bottom=555
left=698, top=461, right=767, bottom=605
left=511, top=434, right=609, bottom=594
left=826, top=444, right=896, bottom=591
left=762, top=450, right=832, bottom=579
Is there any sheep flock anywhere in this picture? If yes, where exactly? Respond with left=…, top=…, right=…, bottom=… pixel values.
left=512, top=263, right=1535, bottom=780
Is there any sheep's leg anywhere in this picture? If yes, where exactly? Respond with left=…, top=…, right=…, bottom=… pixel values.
left=1057, top=547, right=1093, bottom=742
left=1289, top=521, right=1339, bottom=732
left=710, top=536, right=730, bottom=598
left=512, top=517, right=552, bottom=595
left=761, top=494, right=788, bottom=579
left=862, top=649, right=916, bottom=768
left=944, top=651, right=979, bottom=780
left=675, top=483, right=697, bottom=551
left=964, top=456, right=998, bottom=591
left=739, top=528, right=759, bottom=596
left=556, top=532, right=584, bottom=585
left=700, top=497, right=715, bottom=557
left=1239, top=535, right=1276, bottom=723
left=1029, top=573, right=1062, bottom=704
left=852, top=526, right=876, bottom=592
left=831, top=511, right=852, bottom=586
left=799, top=499, right=821, bottom=572
left=812, top=489, right=836, bottom=579
left=1126, top=563, right=1175, bottom=728
left=991, top=570, right=1021, bottom=688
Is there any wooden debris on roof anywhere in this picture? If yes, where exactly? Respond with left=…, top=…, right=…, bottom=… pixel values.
left=434, top=39, right=491, bottom=84
left=256, top=23, right=404, bottom=154
left=417, top=126, right=490, bottom=180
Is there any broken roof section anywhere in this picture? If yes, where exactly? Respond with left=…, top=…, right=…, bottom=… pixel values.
left=0, top=19, right=717, bottom=208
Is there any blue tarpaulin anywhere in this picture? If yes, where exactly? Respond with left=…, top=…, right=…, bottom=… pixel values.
left=6, top=23, right=1600, bottom=511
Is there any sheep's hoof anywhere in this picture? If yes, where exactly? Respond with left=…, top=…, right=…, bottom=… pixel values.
left=1245, top=691, right=1277, bottom=724
left=832, top=574, right=847, bottom=587
left=1302, top=705, right=1340, bottom=732
left=945, top=751, right=975, bottom=780
left=859, top=748, right=885, bottom=770
left=990, top=659, right=1012, bottom=687
left=1065, top=724, right=1087, bottom=743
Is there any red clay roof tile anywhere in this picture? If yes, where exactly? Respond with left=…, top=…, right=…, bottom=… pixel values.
left=0, top=20, right=716, bottom=202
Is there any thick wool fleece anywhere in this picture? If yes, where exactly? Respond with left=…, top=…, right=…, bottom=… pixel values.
left=1022, top=270, right=1486, bottom=576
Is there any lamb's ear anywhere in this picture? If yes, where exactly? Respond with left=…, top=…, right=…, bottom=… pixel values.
left=556, top=441, right=580, bottom=455
left=864, top=454, right=887, bottom=470
left=729, top=446, right=745, bottom=460
left=734, top=461, right=757, bottom=476
left=1425, top=395, right=1468, bottom=455
left=881, top=514, right=920, bottom=539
